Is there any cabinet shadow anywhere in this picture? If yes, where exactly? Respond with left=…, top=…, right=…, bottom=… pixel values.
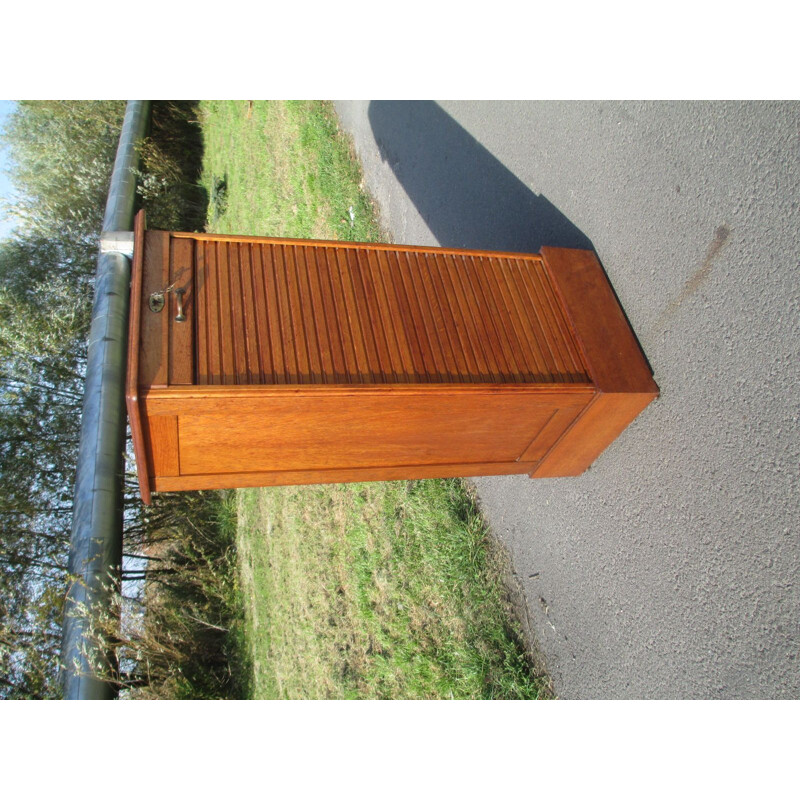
left=367, top=101, right=594, bottom=254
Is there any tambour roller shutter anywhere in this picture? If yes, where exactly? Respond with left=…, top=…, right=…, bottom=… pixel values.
left=127, top=212, right=657, bottom=504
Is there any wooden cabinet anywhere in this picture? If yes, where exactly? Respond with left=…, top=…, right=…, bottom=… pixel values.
left=126, top=211, right=657, bottom=504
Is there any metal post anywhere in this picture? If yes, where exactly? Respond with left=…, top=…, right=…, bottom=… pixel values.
left=61, top=101, right=151, bottom=699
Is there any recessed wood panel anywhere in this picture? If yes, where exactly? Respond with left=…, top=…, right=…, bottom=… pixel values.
left=176, top=389, right=591, bottom=475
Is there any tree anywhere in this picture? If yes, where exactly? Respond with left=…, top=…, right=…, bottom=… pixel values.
left=0, top=101, right=125, bottom=246
left=0, top=102, right=124, bottom=698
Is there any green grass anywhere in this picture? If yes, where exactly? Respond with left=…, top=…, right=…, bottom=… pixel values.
left=199, top=100, right=383, bottom=242
left=198, top=101, right=549, bottom=699
left=236, top=480, right=545, bottom=699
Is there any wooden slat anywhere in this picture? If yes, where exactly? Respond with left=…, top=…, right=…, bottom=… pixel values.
left=285, top=245, right=311, bottom=383
left=228, top=244, right=249, bottom=383
left=204, top=241, right=223, bottom=385
left=273, top=244, right=298, bottom=383
left=315, top=246, right=348, bottom=383
left=238, top=243, right=262, bottom=382
left=403, top=251, right=447, bottom=380
left=331, top=249, right=366, bottom=380
left=403, top=251, right=451, bottom=381
left=451, top=253, right=503, bottom=380
left=530, top=259, right=587, bottom=379
left=473, top=254, right=530, bottom=381
left=261, top=244, right=286, bottom=384
left=461, top=255, right=513, bottom=381
left=326, top=247, right=358, bottom=382
left=516, top=257, right=576, bottom=382
left=250, top=244, right=273, bottom=382
left=510, top=257, right=564, bottom=380
left=441, top=253, right=490, bottom=381
left=366, top=248, right=406, bottom=381
left=345, top=248, right=382, bottom=381
left=376, top=249, right=417, bottom=381
left=168, top=236, right=194, bottom=385
left=429, top=252, right=472, bottom=380
left=195, top=239, right=209, bottom=384
left=387, top=249, right=428, bottom=379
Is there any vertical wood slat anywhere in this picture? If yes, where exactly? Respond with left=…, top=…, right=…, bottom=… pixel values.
left=191, top=239, right=590, bottom=386
left=238, top=244, right=262, bottom=382
left=262, top=244, right=286, bottom=384
left=168, top=237, right=194, bottom=385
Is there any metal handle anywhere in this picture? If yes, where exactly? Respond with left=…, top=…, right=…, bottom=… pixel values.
left=174, top=289, right=186, bottom=322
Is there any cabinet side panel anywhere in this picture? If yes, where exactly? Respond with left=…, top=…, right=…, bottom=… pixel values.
left=126, top=209, right=151, bottom=504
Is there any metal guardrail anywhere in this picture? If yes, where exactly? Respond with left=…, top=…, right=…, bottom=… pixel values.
left=60, top=101, right=151, bottom=700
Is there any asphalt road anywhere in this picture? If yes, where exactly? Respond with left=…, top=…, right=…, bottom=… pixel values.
left=334, top=101, right=799, bottom=699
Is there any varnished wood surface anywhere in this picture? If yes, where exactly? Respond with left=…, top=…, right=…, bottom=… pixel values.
left=534, top=247, right=659, bottom=476
left=171, top=230, right=557, bottom=260
left=168, top=388, right=591, bottom=476
left=125, top=209, right=151, bottom=505
left=153, top=460, right=538, bottom=492
left=127, top=224, right=658, bottom=500
left=168, top=237, right=194, bottom=385
left=540, top=247, right=658, bottom=395
left=193, top=239, right=589, bottom=386
left=531, top=392, right=655, bottom=477
left=138, top=230, right=170, bottom=388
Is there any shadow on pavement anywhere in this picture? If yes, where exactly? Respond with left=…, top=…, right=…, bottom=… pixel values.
left=368, top=100, right=594, bottom=254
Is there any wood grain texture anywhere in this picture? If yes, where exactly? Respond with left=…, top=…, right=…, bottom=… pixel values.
left=168, top=236, right=194, bottom=385
left=145, top=414, right=180, bottom=479
left=174, top=388, right=591, bottom=476
left=534, top=247, right=659, bottom=476
left=540, top=247, right=658, bottom=394
left=531, top=392, right=655, bottom=477
left=154, top=460, right=538, bottom=492
left=125, top=209, right=151, bottom=504
left=192, top=239, right=590, bottom=386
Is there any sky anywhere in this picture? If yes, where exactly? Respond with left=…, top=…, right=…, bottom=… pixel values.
left=0, top=100, right=18, bottom=241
